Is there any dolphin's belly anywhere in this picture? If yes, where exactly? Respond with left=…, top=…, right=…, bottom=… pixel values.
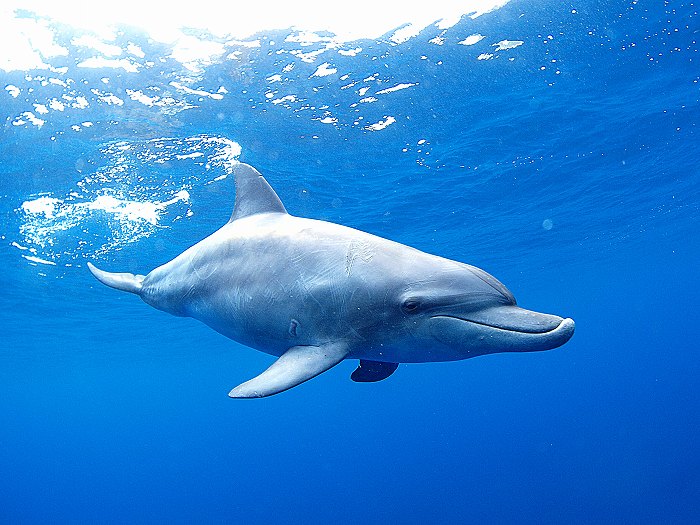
left=145, top=214, right=375, bottom=356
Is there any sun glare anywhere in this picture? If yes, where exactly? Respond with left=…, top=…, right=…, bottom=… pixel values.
left=2, top=0, right=510, bottom=43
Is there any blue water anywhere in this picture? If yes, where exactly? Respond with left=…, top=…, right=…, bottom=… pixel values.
left=2, top=1, right=699, bottom=523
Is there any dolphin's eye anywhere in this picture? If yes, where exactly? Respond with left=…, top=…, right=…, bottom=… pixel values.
left=401, top=299, right=421, bottom=314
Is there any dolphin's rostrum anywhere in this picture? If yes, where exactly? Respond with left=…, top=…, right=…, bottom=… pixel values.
left=88, top=163, right=575, bottom=398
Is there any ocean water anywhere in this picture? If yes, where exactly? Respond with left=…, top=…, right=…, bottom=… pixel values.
left=1, top=0, right=699, bottom=523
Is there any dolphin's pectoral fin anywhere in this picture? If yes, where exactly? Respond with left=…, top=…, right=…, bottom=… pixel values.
left=228, top=342, right=348, bottom=398
left=350, top=360, right=399, bottom=382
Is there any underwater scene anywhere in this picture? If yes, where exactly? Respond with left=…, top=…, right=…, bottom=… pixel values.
left=1, top=0, right=698, bottom=523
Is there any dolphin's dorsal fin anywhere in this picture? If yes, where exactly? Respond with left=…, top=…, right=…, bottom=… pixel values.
left=229, top=163, right=287, bottom=223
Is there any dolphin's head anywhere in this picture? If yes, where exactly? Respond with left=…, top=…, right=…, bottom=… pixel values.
left=371, top=259, right=575, bottom=362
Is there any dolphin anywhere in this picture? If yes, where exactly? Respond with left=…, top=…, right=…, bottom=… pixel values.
left=88, top=163, right=574, bottom=398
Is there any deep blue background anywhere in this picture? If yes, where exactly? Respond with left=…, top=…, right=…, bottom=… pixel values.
left=1, top=1, right=699, bottom=523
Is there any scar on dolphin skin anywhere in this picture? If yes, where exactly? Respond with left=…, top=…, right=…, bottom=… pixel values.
left=345, top=239, right=374, bottom=276
left=88, top=163, right=575, bottom=398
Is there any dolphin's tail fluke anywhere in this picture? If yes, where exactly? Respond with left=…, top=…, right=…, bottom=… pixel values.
left=87, top=262, right=145, bottom=295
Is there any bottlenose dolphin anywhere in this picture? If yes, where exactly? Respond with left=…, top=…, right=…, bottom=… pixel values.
left=88, top=163, right=574, bottom=398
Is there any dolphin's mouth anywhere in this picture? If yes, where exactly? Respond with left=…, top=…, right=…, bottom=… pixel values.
left=429, top=306, right=575, bottom=353
left=435, top=315, right=569, bottom=334
left=435, top=305, right=568, bottom=333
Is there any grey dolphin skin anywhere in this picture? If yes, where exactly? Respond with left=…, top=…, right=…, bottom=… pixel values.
left=88, top=163, right=574, bottom=398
